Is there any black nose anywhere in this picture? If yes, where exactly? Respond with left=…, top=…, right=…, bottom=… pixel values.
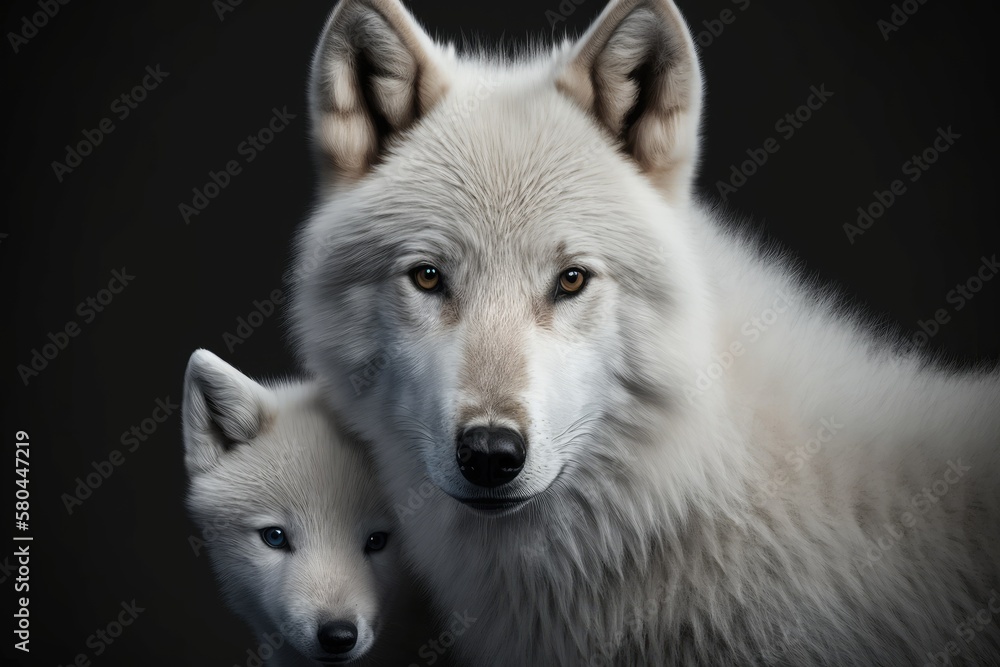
left=318, top=621, right=357, bottom=654
left=456, top=426, right=526, bottom=487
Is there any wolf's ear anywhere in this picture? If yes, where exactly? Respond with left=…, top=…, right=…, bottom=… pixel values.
left=556, top=0, right=702, bottom=200
left=182, top=350, right=271, bottom=473
left=309, top=0, right=449, bottom=182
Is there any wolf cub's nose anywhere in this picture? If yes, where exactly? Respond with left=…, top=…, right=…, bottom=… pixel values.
left=318, top=621, right=357, bottom=654
left=456, top=426, right=526, bottom=487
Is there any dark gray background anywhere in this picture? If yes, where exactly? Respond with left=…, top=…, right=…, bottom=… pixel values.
left=3, top=0, right=999, bottom=664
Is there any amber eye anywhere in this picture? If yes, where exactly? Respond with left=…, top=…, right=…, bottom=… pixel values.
left=557, top=268, right=588, bottom=296
left=411, top=265, right=441, bottom=291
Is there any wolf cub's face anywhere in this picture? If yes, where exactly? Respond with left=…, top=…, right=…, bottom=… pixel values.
left=182, top=350, right=399, bottom=664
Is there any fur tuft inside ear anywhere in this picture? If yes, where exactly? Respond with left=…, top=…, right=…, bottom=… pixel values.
left=556, top=0, right=702, bottom=200
left=309, top=0, right=449, bottom=183
left=181, top=349, right=271, bottom=473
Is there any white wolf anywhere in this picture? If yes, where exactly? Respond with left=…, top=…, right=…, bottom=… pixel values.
left=182, top=349, right=435, bottom=666
left=290, top=0, right=1000, bottom=664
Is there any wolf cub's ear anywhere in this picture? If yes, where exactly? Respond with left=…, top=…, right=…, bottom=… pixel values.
left=182, top=350, right=271, bottom=473
left=556, top=0, right=702, bottom=200
left=309, top=0, right=449, bottom=183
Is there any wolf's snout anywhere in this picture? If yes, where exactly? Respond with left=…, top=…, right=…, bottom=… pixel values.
left=317, top=620, right=357, bottom=654
left=456, top=426, right=526, bottom=487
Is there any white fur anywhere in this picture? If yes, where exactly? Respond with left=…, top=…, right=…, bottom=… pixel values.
left=181, top=350, right=434, bottom=666
left=291, top=1, right=1000, bottom=664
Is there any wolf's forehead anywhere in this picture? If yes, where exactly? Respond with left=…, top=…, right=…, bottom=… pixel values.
left=316, top=78, right=662, bottom=279
left=374, top=83, right=629, bottom=226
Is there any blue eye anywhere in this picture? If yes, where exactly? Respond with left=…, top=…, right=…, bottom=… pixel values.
left=260, top=527, right=289, bottom=549
left=366, top=532, right=388, bottom=553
